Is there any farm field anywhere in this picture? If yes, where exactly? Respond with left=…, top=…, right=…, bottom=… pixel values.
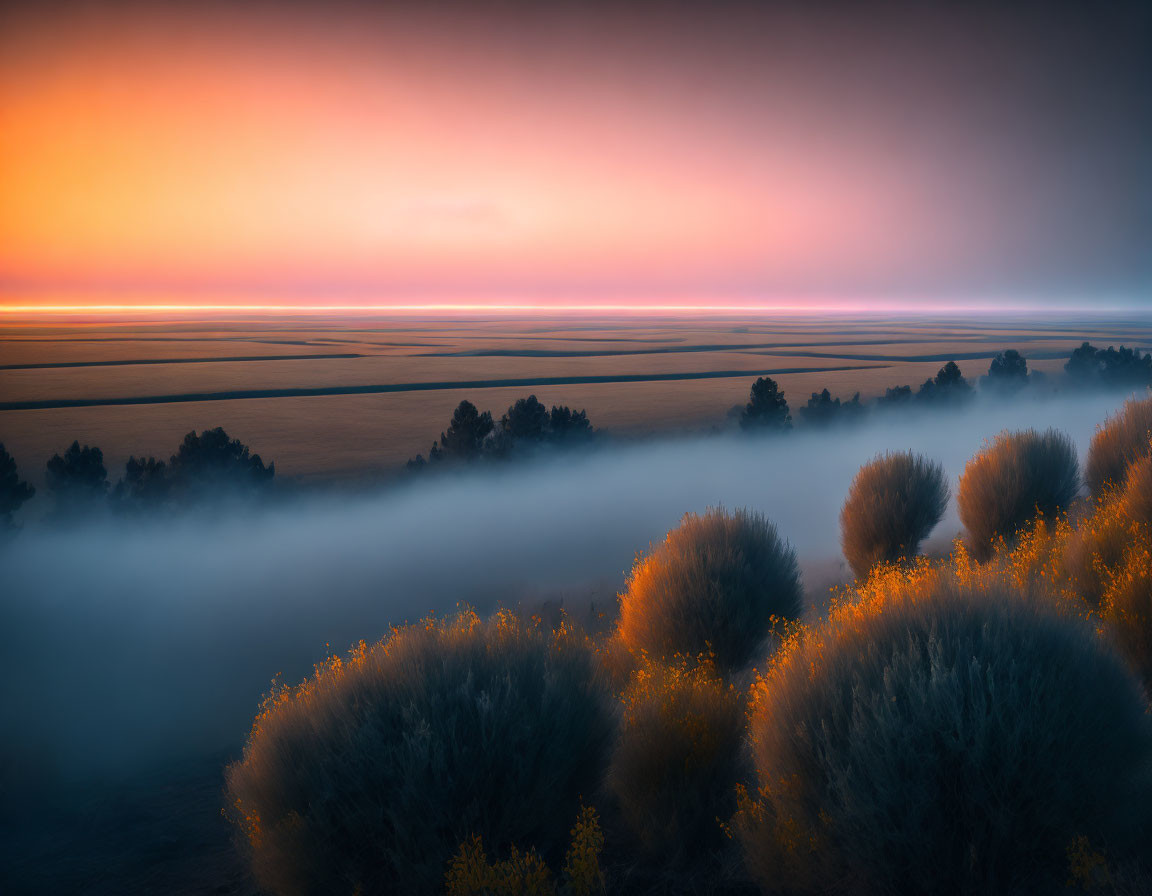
left=3, top=311, right=1150, bottom=485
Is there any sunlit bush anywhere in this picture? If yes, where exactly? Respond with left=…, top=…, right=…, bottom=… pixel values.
left=1059, top=496, right=1132, bottom=611
left=733, top=567, right=1152, bottom=894
left=1120, top=452, right=1152, bottom=526
left=1085, top=395, right=1152, bottom=496
left=225, top=610, right=613, bottom=896
left=1102, top=540, right=1152, bottom=698
left=957, top=428, right=1080, bottom=559
left=605, top=655, right=745, bottom=883
left=839, top=451, right=949, bottom=580
left=616, top=508, right=802, bottom=675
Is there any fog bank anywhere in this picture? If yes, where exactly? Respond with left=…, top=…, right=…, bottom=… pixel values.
left=0, top=389, right=1141, bottom=780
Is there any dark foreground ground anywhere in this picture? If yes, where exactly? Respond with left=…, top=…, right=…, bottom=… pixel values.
left=2, top=754, right=254, bottom=895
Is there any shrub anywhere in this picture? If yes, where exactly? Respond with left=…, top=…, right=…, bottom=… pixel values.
left=605, top=656, right=745, bottom=880
left=1085, top=395, right=1152, bottom=496
left=839, top=451, right=949, bottom=580
left=615, top=508, right=802, bottom=674
left=957, top=428, right=1080, bottom=559
left=733, top=568, right=1152, bottom=895
left=225, top=610, right=613, bottom=896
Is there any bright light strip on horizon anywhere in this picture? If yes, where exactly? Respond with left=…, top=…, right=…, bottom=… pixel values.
left=0, top=301, right=1134, bottom=317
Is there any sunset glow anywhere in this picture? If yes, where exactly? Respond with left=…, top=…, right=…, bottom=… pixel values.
left=2, top=3, right=1149, bottom=309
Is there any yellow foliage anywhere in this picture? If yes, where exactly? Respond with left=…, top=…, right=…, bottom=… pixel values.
left=1066, top=835, right=1113, bottom=891
left=445, top=807, right=605, bottom=896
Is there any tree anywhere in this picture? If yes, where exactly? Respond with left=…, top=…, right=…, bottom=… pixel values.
left=45, top=441, right=108, bottom=517
left=739, top=377, right=791, bottom=432
left=546, top=405, right=594, bottom=445
left=429, top=400, right=494, bottom=463
left=501, top=395, right=549, bottom=443
left=876, top=384, right=913, bottom=406
left=983, top=349, right=1029, bottom=395
left=916, top=361, right=973, bottom=405
left=0, top=442, right=35, bottom=529
left=167, top=427, right=274, bottom=498
left=1066, top=343, right=1152, bottom=387
left=410, top=398, right=596, bottom=469
left=798, top=389, right=864, bottom=427
left=111, top=456, right=171, bottom=513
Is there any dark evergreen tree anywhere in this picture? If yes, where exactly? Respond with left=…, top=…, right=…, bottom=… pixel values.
left=45, top=441, right=108, bottom=517
left=0, top=442, right=35, bottom=529
left=111, top=456, right=171, bottom=513
left=916, top=361, right=973, bottom=405
left=429, top=400, right=494, bottom=462
left=547, top=405, right=594, bottom=444
left=501, top=395, right=549, bottom=443
left=1066, top=343, right=1152, bottom=386
left=798, top=389, right=864, bottom=427
left=877, top=384, right=913, bottom=406
left=740, top=377, right=791, bottom=432
left=168, top=427, right=274, bottom=497
left=983, top=349, right=1029, bottom=394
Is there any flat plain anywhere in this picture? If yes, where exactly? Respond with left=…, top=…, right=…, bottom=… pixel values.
left=3, top=312, right=1151, bottom=485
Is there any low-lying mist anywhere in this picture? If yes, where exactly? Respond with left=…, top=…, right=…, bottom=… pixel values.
left=0, top=388, right=1140, bottom=782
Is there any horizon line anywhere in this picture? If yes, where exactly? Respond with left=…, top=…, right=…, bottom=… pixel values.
left=1, top=301, right=1148, bottom=317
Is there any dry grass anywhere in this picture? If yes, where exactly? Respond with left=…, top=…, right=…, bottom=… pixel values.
left=224, top=609, right=613, bottom=896
left=957, top=428, right=1080, bottom=559
left=839, top=451, right=949, bottom=580
left=733, top=564, right=1152, bottom=895
left=1085, top=395, right=1152, bottom=496
left=615, top=507, right=802, bottom=675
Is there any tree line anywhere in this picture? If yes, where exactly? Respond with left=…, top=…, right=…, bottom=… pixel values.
left=738, top=341, right=1152, bottom=432
left=406, top=393, right=595, bottom=470
left=2, top=341, right=1147, bottom=529
left=0, top=427, right=274, bottom=528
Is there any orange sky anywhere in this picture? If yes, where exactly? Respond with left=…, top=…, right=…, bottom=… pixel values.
left=2, top=3, right=1149, bottom=309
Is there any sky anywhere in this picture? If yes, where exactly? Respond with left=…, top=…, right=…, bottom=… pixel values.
left=1, top=1, right=1150, bottom=312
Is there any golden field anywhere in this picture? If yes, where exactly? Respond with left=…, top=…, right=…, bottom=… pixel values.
left=2, top=312, right=1149, bottom=483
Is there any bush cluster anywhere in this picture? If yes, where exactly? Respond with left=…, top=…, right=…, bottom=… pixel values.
left=223, top=408, right=1152, bottom=895
left=733, top=567, right=1152, bottom=895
